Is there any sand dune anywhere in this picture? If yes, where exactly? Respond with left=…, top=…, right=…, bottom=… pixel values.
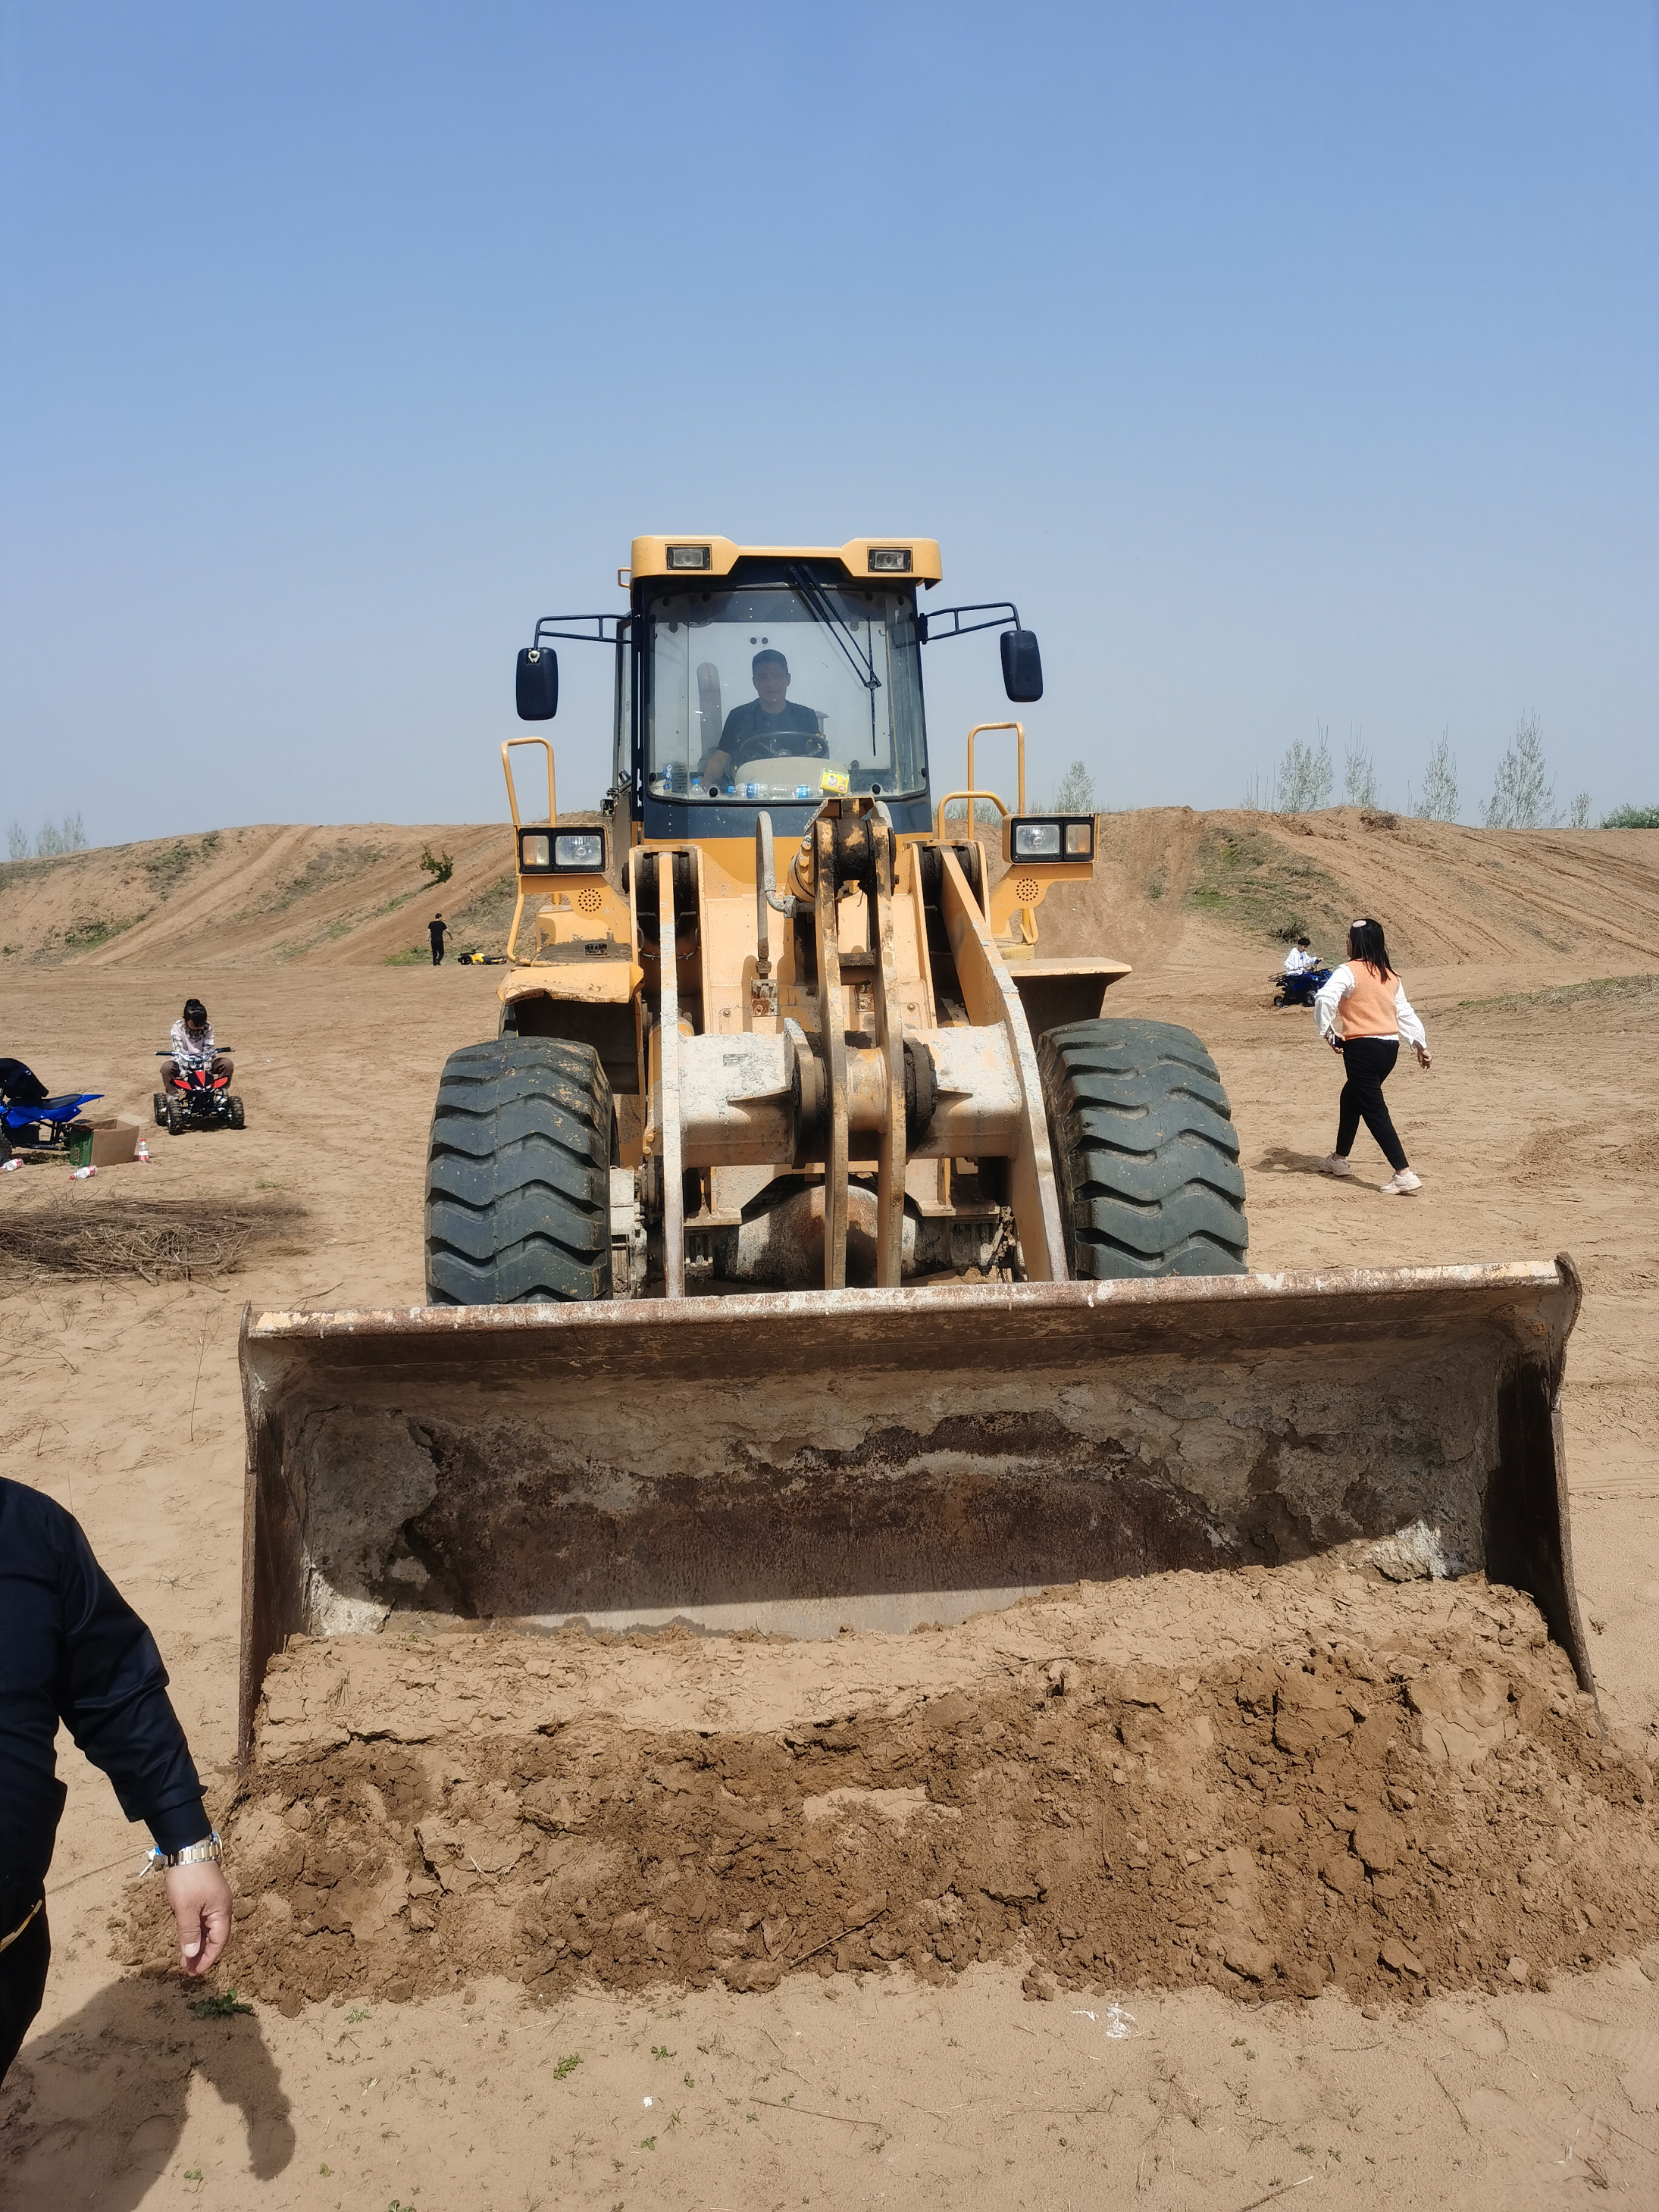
left=5, top=806, right=1657, bottom=978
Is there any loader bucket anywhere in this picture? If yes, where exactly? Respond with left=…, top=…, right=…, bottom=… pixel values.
left=237, top=1257, right=1591, bottom=1761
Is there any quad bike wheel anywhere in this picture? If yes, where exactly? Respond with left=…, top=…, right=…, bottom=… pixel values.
left=425, top=1037, right=612, bottom=1305
left=1038, top=1018, right=1248, bottom=1278
left=166, top=1098, right=185, bottom=1136
left=152, top=1092, right=167, bottom=1125
left=228, top=1096, right=245, bottom=1130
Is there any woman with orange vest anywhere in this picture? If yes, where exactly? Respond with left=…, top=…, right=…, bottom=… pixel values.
left=1313, top=918, right=1431, bottom=1194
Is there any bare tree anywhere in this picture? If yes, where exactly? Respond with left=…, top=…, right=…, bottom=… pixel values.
left=5, top=821, right=29, bottom=862
left=1276, top=728, right=1333, bottom=815
left=1567, top=792, right=1592, bottom=829
left=1343, top=733, right=1378, bottom=809
left=1050, top=760, right=1097, bottom=815
left=1241, top=770, right=1273, bottom=812
left=29, top=812, right=89, bottom=857
left=1409, top=735, right=1460, bottom=824
left=1482, top=715, right=1557, bottom=830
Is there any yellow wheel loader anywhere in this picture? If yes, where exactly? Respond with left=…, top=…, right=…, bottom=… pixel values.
left=237, top=533, right=1593, bottom=1756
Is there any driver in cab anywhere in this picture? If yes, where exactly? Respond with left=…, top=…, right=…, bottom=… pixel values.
left=700, top=649, right=825, bottom=787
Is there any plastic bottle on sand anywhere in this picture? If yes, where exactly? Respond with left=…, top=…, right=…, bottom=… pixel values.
left=71, top=1164, right=97, bottom=1180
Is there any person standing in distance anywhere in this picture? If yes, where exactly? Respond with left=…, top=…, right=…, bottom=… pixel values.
left=1313, top=918, right=1431, bottom=1194
left=1, top=1477, right=232, bottom=2085
left=428, top=913, right=448, bottom=967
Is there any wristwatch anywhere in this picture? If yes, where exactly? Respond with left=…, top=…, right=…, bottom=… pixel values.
left=147, top=1831, right=224, bottom=1873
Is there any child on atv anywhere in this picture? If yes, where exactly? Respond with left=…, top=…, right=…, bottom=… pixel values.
left=161, top=1000, right=233, bottom=1086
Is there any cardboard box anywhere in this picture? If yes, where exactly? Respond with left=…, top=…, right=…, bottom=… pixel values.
left=68, top=1115, right=142, bottom=1168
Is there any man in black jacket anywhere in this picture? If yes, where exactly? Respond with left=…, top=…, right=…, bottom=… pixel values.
left=0, top=1478, right=232, bottom=2083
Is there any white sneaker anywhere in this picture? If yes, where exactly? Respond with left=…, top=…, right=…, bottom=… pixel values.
left=1320, top=1153, right=1352, bottom=1177
left=1380, top=1169, right=1422, bottom=1195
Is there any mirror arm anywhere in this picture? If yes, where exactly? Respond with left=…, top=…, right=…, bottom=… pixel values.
left=531, top=615, right=626, bottom=646
left=916, top=602, right=1020, bottom=645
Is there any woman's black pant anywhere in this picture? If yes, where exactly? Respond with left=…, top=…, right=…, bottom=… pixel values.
left=0, top=1895, right=49, bottom=2086
left=1336, top=1038, right=1407, bottom=1172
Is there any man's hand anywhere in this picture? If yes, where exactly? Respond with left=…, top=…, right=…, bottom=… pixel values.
left=1415, top=1043, right=1432, bottom=1071
left=165, top=1860, right=233, bottom=1977
left=701, top=751, right=731, bottom=784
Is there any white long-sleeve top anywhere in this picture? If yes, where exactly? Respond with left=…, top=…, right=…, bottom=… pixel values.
left=1282, top=945, right=1319, bottom=975
left=1314, top=963, right=1426, bottom=1049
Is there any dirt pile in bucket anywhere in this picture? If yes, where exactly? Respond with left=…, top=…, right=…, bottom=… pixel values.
left=124, top=1565, right=1659, bottom=2012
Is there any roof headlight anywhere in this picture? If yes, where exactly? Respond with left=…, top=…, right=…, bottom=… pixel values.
left=666, top=543, right=712, bottom=570
left=867, top=546, right=912, bottom=573
left=1012, top=821, right=1062, bottom=859
left=554, top=833, right=605, bottom=868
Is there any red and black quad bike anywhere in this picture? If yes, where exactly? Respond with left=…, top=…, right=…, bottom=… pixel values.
left=154, top=1050, right=245, bottom=1136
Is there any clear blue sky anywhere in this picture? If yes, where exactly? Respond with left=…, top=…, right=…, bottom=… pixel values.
left=2, top=1, right=1655, bottom=843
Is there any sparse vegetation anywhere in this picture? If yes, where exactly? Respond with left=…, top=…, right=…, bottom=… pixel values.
left=1483, top=715, right=1556, bottom=829
left=188, top=1990, right=254, bottom=2019
left=61, top=915, right=143, bottom=952
left=7, top=814, right=88, bottom=861
left=1244, top=731, right=1334, bottom=815
left=1408, top=735, right=1460, bottom=824
left=1275, top=731, right=1333, bottom=815
left=1187, top=825, right=1341, bottom=945
left=1342, top=737, right=1377, bottom=809
left=443, top=870, right=519, bottom=953
left=1047, top=761, right=1096, bottom=815
left=1603, top=804, right=1659, bottom=829
left=144, top=833, right=221, bottom=899
left=420, top=843, right=455, bottom=884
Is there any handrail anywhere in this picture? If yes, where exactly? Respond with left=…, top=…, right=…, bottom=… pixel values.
left=501, top=737, right=556, bottom=829
left=934, top=789, right=1009, bottom=839
left=966, top=721, right=1025, bottom=814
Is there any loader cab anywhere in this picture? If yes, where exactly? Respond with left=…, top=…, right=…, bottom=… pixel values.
left=629, top=555, right=937, bottom=843
left=518, top=537, right=1045, bottom=853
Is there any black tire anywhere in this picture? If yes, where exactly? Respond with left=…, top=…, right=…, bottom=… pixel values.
left=1037, top=1018, right=1248, bottom=1278
left=228, top=1097, right=245, bottom=1129
left=152, top=1092, right=167, bottom=1125
left=165, top=1099, right=185, bottom=1137
left=425, top=1037, right=612, bottom=1305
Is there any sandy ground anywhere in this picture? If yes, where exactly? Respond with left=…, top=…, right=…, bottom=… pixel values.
left=2, top=817, right=1658, bottom=2208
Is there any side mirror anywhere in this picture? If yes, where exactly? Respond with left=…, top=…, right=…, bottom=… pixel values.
left=1000, top=629, right=1044, bottom=704
left=516, top=646, right=559, bottom=721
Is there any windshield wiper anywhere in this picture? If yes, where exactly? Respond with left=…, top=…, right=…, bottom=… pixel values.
left=787, top=565, right=881, bottom=693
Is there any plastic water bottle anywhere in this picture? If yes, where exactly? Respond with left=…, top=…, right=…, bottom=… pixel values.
left=136, top=1141, right=151, bottom=1162
left=1, top=1156, right=20, bottom=1173
left=71, top=1165, right=97, bottom=1180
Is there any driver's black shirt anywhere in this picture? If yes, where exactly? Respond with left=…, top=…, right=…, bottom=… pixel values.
left=715, top=702, right=825, bottom=771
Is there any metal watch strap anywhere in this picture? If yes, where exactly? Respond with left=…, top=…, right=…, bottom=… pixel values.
left=147, top=1830, right=223, bottom=1873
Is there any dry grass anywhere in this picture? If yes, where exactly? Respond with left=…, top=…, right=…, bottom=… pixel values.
left=0, top=1194, right=307, bottom=1287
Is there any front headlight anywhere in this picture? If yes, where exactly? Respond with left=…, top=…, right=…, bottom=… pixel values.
left=554, top=833, right=605, bottom=868
left=1007, top=816, right=1094, bottom=863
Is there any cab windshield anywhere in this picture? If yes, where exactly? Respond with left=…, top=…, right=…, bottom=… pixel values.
left=645, top=582, right=925, bottom=804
